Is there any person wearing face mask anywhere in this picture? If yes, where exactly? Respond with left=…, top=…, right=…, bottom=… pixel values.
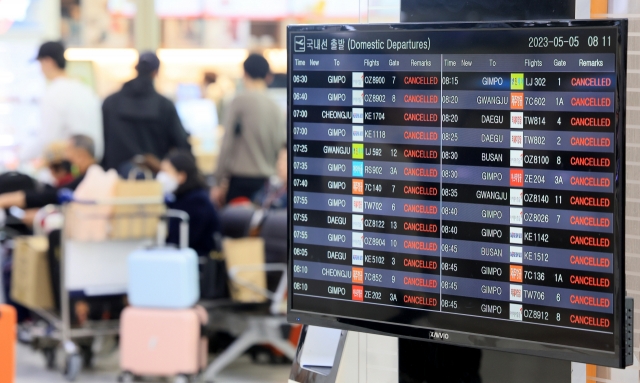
left=157, top=150, right=219, bottom=256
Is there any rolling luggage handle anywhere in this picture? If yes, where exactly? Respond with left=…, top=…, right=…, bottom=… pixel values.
left=156, top=209, right=190, bottom=249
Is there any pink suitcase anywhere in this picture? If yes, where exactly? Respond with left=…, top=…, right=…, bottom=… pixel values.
left=119, top=305, right=208, bottom=380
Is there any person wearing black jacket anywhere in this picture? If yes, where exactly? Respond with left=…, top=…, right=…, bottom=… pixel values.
left=101, top=52, right=190, bottom=173
left=0, top=135, right=96, bottom=210
left=157, top=150, right=219, bottom=256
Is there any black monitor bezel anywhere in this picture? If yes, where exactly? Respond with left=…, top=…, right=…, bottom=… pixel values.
left=286, top=19, right=628, bottom=368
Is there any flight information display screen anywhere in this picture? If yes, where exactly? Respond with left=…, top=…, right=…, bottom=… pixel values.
left=287, top=20, right=628, bottom=367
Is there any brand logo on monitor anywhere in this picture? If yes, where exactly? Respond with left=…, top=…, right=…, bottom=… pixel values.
left=510, top=112, right=523, bottom=128
left=352, top=179, right=364, bottom=195
left=352, top=231, right=364, bottom=248
left=352, top=249, right=364, bottom=266
left=352, top=196, right=364, bottom=213
left=510, top=189, right=523, bottom=206
left=510, top=207, right=523, bottom=225
left=294, top=36, right=306, bottom=52
left=510, top=246, right=523, bottom=264
left=352, top=90, right=364, bottom=106
left=510, top=92, right=524, bottom=109
left=352, top=126, right=364, bottom=142
left=352, top=214, right=364, bottom=230
left=510, top=284, right=523, bottom=302
left=509, top=303, right=523, bottom=321
left=352, top=72, right=364, bottom=88
left=510, top=150, right=523, bottom=167
left=511, top=73, right=524, bottom=90
left=352, top=161, right=364, bottom=177
left=510, top=169, right=524, bottom=187
left=510, top=131, right=523, bottom=148
left=352, top=267, right=364, bottom=284
left=510, top=227, right=523, bottom=244
left=352, top=285, right=364, bottom=301
left=429, top=331, right=449, bottom=340
left=352, top=143, right=364, bottom=159
left=510, top=265, right=523, bottom=283
left=352, top=108, right=364, bottom=123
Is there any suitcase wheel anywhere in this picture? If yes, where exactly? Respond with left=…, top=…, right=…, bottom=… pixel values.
left=174, top=374, right=192, bottom=383
left=63, top=353, right=82, bottom=381
left=118, top=372, right=137, bottom=382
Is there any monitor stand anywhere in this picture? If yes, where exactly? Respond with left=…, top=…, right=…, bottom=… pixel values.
left=290, top=326, right=574, bottom=383
left=289, top=326, right=349, bottom=383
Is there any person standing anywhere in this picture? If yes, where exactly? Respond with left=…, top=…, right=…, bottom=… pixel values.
left=101, top=52, right=190, bottom=174
left=212, top=53, right=286, bottom=205
left=21, top=41, right=103, bottom=163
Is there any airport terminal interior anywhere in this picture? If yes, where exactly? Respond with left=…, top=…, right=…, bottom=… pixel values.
left=0, top=1, right=639, bottom=383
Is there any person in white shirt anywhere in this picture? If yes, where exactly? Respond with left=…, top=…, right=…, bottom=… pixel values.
left=21, top=41, right=103, bottom=163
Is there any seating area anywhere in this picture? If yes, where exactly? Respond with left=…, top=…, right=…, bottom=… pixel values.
left=1, top=204, right=295, bottom=382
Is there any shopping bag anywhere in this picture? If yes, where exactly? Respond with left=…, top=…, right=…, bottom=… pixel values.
left=65, top=165, right=119, bottom=241
left=10, top=236, right=54, bottom=310
left=110, top=170, right=164, bottom=240
left=222, top=237, right=267, bottom=303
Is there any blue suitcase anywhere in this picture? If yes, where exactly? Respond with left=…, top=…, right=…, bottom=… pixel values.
left=128, top=211, right=200, bottom=309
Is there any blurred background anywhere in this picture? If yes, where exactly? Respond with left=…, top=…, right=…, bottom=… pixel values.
left=0, top=1, right=637, bottom=382
left=0, top=0, right=400, bottom=175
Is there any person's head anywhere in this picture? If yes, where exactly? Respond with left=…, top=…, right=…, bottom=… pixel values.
left=44, top=142, right=72, bottom=185
left=243, top=53, right=271, bottom=86
left=136, top=51, right=160, bottom=79
left=65, top=135, right=96, bottom=174
left=157, top=150, right=206, bottom=195
left=203, top=72, right=217, bottom=86
left=49, top=161, right=72, bottom=183
left=276, top=146, right=287, bottom=183
left=36, top=41, right=66, bottom=81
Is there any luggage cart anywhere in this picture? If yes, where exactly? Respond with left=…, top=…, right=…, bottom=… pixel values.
left=29, top=196, right=165, bottom=381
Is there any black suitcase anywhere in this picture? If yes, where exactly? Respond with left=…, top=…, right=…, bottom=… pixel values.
left=0, top=172, right=36, bottom=194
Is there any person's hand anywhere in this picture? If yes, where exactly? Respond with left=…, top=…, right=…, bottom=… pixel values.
left=21, top=208, right=38, bottom=227
left=210, top=186, right=225, bottom=207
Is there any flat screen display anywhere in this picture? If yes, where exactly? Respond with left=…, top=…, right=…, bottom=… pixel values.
left=287, top=20, right=629, bottom=367
left=400, top=0, right=576, bottom=23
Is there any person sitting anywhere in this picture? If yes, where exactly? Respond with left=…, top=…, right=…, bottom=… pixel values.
left=156, top=150, right=219, bottom=256
left=0, top=134, right=97, bottom=210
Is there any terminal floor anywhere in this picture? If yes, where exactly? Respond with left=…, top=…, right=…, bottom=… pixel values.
left=15, top=342, right=291, bottom=383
